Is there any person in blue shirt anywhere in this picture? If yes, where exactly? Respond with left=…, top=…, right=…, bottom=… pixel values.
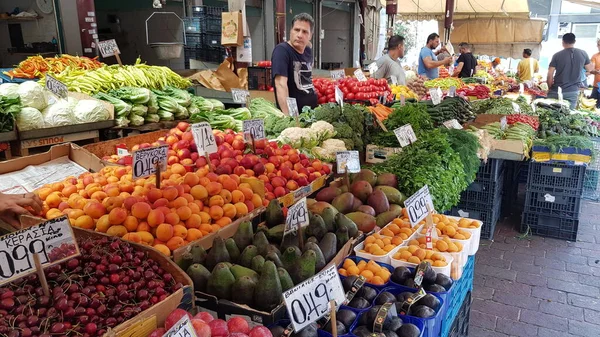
left=418, top=33, right=452, bottom=79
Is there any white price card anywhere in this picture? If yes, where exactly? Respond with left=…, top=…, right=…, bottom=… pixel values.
left=512, top=102, right=521, bottom=113
left=336, top=151, right=360, bottom=174
left=243, top=119, right=265, bottom=140
left=448, top=86, right=456, bottom=97
left=443, top=119, right=462, bottom=129
left=393, top=124, right=417, bottom=147
left=335, top=86, right=344, bottom=107
left=368, top=62, right=378, bottom=74
left=286, top=97, right=299, bottom=117
left=285, top=197, right=309, bottom=235
left=519, top=83, right=525, bottom=95
left=400, top=94, right=405, bottom=106
left=192, top=122, right=218, bottom=155
left=390, top=75, right=398, bottom=85
left=45, top=75, right=68, bottom=99
left=404, top=185, right=435, bottom=226
left=162, top=315, right=198, bottom=337
left=430, top=88, right=442, bottom=105
left=231, top=88, right=250, bottom=104
left=330, top=70, right=345, bottom=80
left=500, top=116, right=507, bottom=130
left=132, top=145, right=168, bottom=180
left=98, top=39, right=120, bottom=58
left=354, top=69, right=367, bottom=82
left=558, top=86, right=563, bottom=103
left=283, top=264, right=346, bottom=332
left=0, top=215, right=80, bottom=286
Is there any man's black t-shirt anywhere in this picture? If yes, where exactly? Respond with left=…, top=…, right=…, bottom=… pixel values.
left=271, top=42, right=318, bottom=110
left=457, top=52, right=477, bottom=78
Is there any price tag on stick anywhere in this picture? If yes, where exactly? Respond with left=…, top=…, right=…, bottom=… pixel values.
left=285, top=197, right=309, bottom=235
left=429, top=88, right=441, bottom=105
left=192, top=122, right=218, bottom=155
left=354, top=69, right=367, bottom=82
left=368, top=62, right=378, bottom=74
left=97, top=39, right=122, bottom=65
left=131, top=145, right=168, bottom=180
left=393, top=124, right=417, bottom=147
left=335, top=86, right=344, bottom=108
left=45, top=75, right=68, bottom=99
left=443, top=119, right=462, bottom=129
left=403, top=185, right=435, bottom=226
left=232, top=88, right=250, bottom=105
left=162, top=315, right=198, bottom=337
left=336, top=151, right=360, bottom=174
left=330, top=70, right=345, bottom=80
left=287, top=97, right=299, bottom=118
left=0, top=215, right=80, bottom=286
left=558, top=86, right=563, bottom=103
left=448, top=86, right=456, bottom=97
left=243, top=119, right=266, bottom=140
left=283, top=264, right=346, bottom=332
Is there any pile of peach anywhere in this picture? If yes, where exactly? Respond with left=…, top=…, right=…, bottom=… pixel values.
left=37, top=164, right=266, bottom=256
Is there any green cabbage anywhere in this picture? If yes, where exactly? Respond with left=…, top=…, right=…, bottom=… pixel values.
left=145, top=114, right=160, bottom=123
left=129, top=114, right=145, bottom=126
left=132, top=104, right=148, bottom=116
left=42, top=99, right=76, bottom=127
left=16, top=107, right=44, bottom=131
left=73, top=100, right=110, bottom=123
left=18, top=81, right=47, bottom=111
left=0, top=83, right=19, bottom=97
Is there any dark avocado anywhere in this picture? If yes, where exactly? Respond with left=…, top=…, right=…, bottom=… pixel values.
left=409, top=305, right=435, bottom=318
left=375, top=291, right=396, bottom=305
left=423, top=264, right=436, bottom=285
left=397, top=323, right=421, bottom=337
left=337, top=309, right=357, bottom=328
left=342, top=275, right=359, bottom=292
left=425, top=284, right=446, bottom=293
left=356, top=286, right=378, bottom=302
left=348, top=297, right=370, bottom=309
left=435, top=273, right=453, bottom=291
left=323, top=320, right=347, bottom=335
left=383, top=316, right=403, bottom=332
left=383, top=331, right=399, bottom=337
left=293, top=323, right=318, bottom=337
left=390, top=266, right=412, bottom=285
left=395, top=291, right=414, bottom=303
left=269, top=326, right=285, bottom=337
left=417, top=294, right=440, bottom=311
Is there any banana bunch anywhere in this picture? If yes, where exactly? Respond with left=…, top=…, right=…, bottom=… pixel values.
left=390, top=84, right=419, bottom=100
left=579, top=96, right=598, bottom=112
left=40, top=58, right=191, bottom=94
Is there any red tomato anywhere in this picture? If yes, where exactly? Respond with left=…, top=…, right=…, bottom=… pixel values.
left=325, top=88, right=334, bottom=95
left=328, top=97, right=336, bottom=103
left=347, top=93, right=355, bottom=100
left=367, top=78, right=375, bottom=84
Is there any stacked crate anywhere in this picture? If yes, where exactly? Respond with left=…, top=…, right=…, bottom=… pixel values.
left=521, top=162, right=585, bottom=241
left=447, top=159, right=504, bottom=240
left=583, top=137, right=600, bottom=201
left=184, top=6, right=226, bottom=67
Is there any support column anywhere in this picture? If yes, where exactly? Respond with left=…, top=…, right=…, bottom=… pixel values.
left=547, top=0, right=562, bottom=40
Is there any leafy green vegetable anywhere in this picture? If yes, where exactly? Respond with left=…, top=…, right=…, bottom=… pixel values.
left=309, top=103, right=373, bottom=152
left=108, top=87, right=151, bottom=105
left=0, top=94, right=19, bottom=132
left=471, top=96, right=534, bottom=115
left=93, top=92, right=131, bottom=117
left=371, top=103, right=433, bottom=147
left=440, top=128, right=481, bottom=185
left=249, top=98, right=284, bottom=118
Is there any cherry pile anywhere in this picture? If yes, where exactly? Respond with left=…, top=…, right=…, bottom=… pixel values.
left=0, top=237, right=183, bottom=337
left=48, top=243, right=77, bottom=263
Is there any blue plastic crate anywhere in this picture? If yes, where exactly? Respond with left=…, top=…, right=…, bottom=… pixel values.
left=352, top=308, right=426, bottom=337
left=318, top=305, right=363, bottom=337
left=440, top=256, right=474, bottom=337
left=338, top=256, right=395, bottom=290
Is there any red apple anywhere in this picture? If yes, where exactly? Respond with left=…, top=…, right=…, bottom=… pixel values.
left=253, top=163, right=265, bottom=175
left=215, top=134, right=225, bottom=146
left=232, top=139, right=245, bottom=151
left=233, top=166, right=246, bottom=176
left=240, top=157, right=254, bottom=169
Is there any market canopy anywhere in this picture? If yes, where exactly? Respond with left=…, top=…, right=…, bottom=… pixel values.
left=564, top=0, right=600, bottom=9
left=396, top=0, right=530, bottom=20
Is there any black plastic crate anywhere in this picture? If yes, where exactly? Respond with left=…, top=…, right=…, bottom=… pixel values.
left=184, top=33, right=202, bottom=48
left=248, top=67, right=272, bottom=90
left=191, top=5, right=225, bottom=18
left=518, top=161, right=529, bottom=183
left=521, top=212, right=579, bottom=241
left=447, top=291, right=471, bottom=337
left=459, top=170, right=504, bottom=207
left=477, top=158, right=504, bottom=181
left=527, top=162, right=586, bottom=192
left=202, top=32, right=221, bottom=47
left=448, top=202, right=501, bottom=240
left=185, top=17, right=221, bottom=34
left=524, top=189, right=581, bottom=219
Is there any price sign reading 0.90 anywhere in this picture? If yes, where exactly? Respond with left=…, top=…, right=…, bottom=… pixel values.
left=0, top=216, right=80, bottom=286
left=403, top=185, right=435, bottom=226
left=285, top=197, right=309, bottom=235
left=192, top=122, right=218, bottom=154
left=243, top=119, right=266, bottom=140
left=283, top=264, right=346, bottom=332
left=131, top=145, right=168, bottom=180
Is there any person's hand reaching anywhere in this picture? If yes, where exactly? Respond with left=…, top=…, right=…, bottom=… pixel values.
left=0, top=192, right=43, bottom=229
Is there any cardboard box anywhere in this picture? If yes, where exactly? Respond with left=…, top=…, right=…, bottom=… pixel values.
left=489, top=139, right=527, bottom=161
left=249, top=90, right=276, bottom=104
left=83, top=130, right=168, bottom=160
left=365, top=144, right=402, bottom=164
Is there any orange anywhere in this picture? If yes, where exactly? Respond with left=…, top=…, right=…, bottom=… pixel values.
left=360, top=270, right=374, bottom=280
left=209, top=206, right=224, bottom=220
left=346, top=265, right=360, bottom=276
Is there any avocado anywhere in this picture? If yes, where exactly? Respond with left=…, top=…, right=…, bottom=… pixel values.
left=269, top=326, right=285, bottom=337
left=280, top=231, right=300, bottom=250
left=277, top=267, right=294, bottom=291
left=342, top=275, right=359, bottom=292
left=395, top=292, right=413, bottom=303
left=175, top=252, right=194, bottom=272
left=336, top=222, right=350, bottom=251
left=391, top=266, right=412, bottom=285
left=306, top=236, right=319, bottom=245
left=303, top=242, right=326, bottom=271
left=384, top=316, right=403, bottom=332
left=398, top=324, right=420, bottom=337
left=417, top=294, right=440, bottom=311
left=403, top=278, right=417, bottom=289
left=282, top=246, right=302, bottom=270
left=422, top=264, right=436, bottom=285
left=290, top=250, right=316, bottom=284
left=239, top=245, right=259, bottom=268
left=306, top=212, right=328, bottom=241
left=225, top=238, right=241, bottom=263
left=253, top=231, right=271, bottom=256
left=348, top=297, right=370, bottom=309
left=383, top=330, right=399, bottom=337
left=294, top=323, right=318, bottom=337
left=356, top=286, right=377, bottom=302
left=230, top=264, right=259, bottom=283
left=206, top=262, right=235, bottom=300
left=363, top=305, right=382, bottom=327
left=266, top=251, right=284, bottom=268
left=425, top=284, right=446, bottom=293
left=410, top=305, right=435, bottom=318
left=321, top=206, right=337, bottom=232
left=231, top=276, right=256, bottom=306
left=435, top=273, right=453, bottom=291
left=318, top=232, right=337, bottom=262
left=233, top=221, right=254, bottom=251
left=323, top=320, right=346, bottom=335
left=267, top=224, right=286, bottom=243
left=253, top=261, right=283, bottom=311
left=337, top=309, right=357, bottom=328
left=266, top=199, right=285, bottom=228
left=334, top=213, right=359, bottom=238
left=205, top=237, right=231, bottom=272
left=353, top=326, right=385, bottom=337
left=251, top=255, right=265, bottom=273
left=375, top=291, right=396, bottom=305
left=265, top=244, right=282, bottom=258
left=186, top=263, right=211, bottom=292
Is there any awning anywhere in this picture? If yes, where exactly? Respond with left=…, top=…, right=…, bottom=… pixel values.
left=564, top=0, right=600, bottom=10
left=396, top=0, right=530, bottom=20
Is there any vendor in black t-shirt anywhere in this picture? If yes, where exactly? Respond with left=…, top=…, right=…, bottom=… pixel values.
left=271, top=13, right=318, bottom=115
left=452, top=42, right=477, bottom=78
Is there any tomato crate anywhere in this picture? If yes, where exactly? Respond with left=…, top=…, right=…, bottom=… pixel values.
left=527, top=162, right=586, bottom=193
left=458, top=169, right=504, bottom=208
left=524, top=189, right=582, bottom=219
left=439, top=256, right=474, bottom=337
left=521, top=212, right=579, bottom=241
left=476, top=158, right=504, bottom=181
left=248, top=67, right=272, bottom=90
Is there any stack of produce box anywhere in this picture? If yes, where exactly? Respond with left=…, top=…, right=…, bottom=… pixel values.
left=521, top=161, right=586, bottom=241
left=447, top=159, right=504, bottom=239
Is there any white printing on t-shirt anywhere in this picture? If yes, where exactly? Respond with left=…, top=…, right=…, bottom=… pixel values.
left=293, top=61, right=315, bottom=93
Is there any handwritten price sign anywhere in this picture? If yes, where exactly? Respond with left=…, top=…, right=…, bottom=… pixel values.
left=45, top=75, right=68, bottom=99
left=192, top=122, right=218, bottom=154
left=232, top=88, right=250, bottom=105
left=162, top=315, right=198, bottom=337
left=404, top=185, right=435, bottom=226
left=243, top=119, right=265, bottom=140
left=283, top=264, right=346, bottom=332
left=132, top=145, right=168, bottom=180
left=285, top=197, right=308, bottom=235
left=354, top=69, right=367, bottom=82
left=393, top=124, right=417, bottom=147
left=98, top=39, right=121, bottom=58
left=330, top=70, right=345, bottom=80
left=443, top=119, right=462, bottom=129
left=0, top=216, right=79, bottom=286
left=336, top=151, right=360, bottom=174
left=286, top=97, right=299, bottom=117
